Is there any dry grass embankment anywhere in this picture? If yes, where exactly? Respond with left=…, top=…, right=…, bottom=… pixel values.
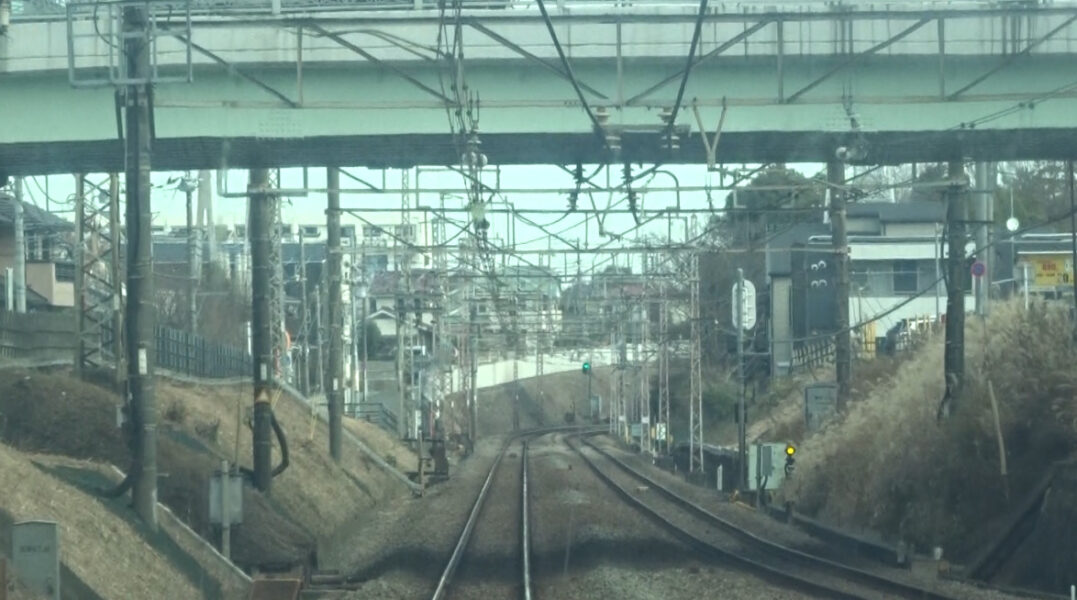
left=0, top=445, right=201, bottom=599
left=0, top=367, right=419, bottom=575
left=785, top=301, right=1077, bottom=561
left=156, top=379, right=417, bottom=554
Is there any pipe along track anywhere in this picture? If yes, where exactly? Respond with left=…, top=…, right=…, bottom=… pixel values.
left=567, top=433, right=966, bottom=600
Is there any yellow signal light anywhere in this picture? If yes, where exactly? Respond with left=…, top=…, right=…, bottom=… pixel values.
left=785, top=444, right=796, bottom=456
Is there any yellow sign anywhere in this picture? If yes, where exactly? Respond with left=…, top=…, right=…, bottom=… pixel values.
left=1025, top=254, right=1074, bottom=287
left=254, top=390, right=270, bottom=405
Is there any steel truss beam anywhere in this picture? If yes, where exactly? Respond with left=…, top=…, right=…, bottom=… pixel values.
left=309, top=24, right=454, bottom=105
left=626, top=19, right=773, bottom=106
left=785, top=17, right=932, bottom=104
left=948, top=13, right=1077, bottom=100
left=467, top=22, right=608, bottom=100
left=168, top=32, right=298, bottom=107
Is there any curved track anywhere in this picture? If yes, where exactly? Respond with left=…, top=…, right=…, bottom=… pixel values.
left=567, top=433, right=967, bottom=600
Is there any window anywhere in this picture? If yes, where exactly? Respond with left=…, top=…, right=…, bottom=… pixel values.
left=851, top=266, right=870, bottom=292
left=395, top=224, right=415, bottom=241
left=363, top=225, right=383, bottom=238
left=893, top=260, right=918, bottom=294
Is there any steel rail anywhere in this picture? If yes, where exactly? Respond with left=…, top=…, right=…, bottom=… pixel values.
left=576, top=434, right=965, bottom=600
left=431, top=425, right=594, bottom=600
left=563, top=433, right=865, bottom=599
left=430, top=437, right=516, bottom=600
left=521, top=440, right=534, bottom=600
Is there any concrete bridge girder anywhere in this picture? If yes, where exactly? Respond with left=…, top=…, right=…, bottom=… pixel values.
left=3, top=6, right=1077, bottom=173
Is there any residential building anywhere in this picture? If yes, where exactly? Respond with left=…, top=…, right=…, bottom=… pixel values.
left=768, top=201, right=962, bottom=376
left=0, top=192, right=75, bottom=309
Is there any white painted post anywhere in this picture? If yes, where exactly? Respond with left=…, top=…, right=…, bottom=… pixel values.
left=13, top=180, right=26, bottom=313
left=220, top=459, right=231, bottom=560
left=1023, top=263, right=1030, bottom=310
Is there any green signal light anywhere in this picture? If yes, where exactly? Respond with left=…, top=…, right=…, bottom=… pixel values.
left=582, top=362, right=591, bottom=373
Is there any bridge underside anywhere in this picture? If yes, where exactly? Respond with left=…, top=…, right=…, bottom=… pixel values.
left=3, top=52, right=1077, bottom=174
left=4, top=128, right=1077, bottom=176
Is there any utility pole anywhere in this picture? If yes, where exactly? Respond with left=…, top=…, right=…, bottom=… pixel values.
left=736, top=267, right=747, bottom=489
left=468, top=297, right=478, bottom=441
left=185, top=175, right=198, bottom=333
left=1069, top=160, right=1077, bottom=332
left=110, top=174, right=125, bottom=390
left=396, top=277, right=407, bottom=439
left=828, top=161, right=850, bottom=412
left=314, top=281, right=325, bottom=394
left=298, top=233, right=309, bottom=396
left=974, top=162, right=993, bottom=316
left=658, top=280, right=671, bottom=454
left=689, top=254, right=703, bottom=473
left=13, top=177, right=25, bottom=313
left=326, top=167, right=344, bottom=463
left=198, top=170, right=217, bottom=266
left=943, top=161, right=968, bottom=417
left=249, top=168, right=275, bottom=492
left=124, top=4, right=157, bottom=530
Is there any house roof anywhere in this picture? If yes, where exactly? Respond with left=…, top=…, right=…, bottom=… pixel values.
left=0, top=193, right=75, bottom=233
left=369, top=269, right=440, bottom=296
left=847, top=201, right=944, bottom=223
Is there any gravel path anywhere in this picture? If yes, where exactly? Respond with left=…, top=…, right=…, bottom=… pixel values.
left=529, top=433, right=817, bottom=600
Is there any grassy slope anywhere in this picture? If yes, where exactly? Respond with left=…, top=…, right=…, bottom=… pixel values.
left=785, top=301, right=1077, bottom=562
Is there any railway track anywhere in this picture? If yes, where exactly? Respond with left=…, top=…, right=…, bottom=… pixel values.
left=567, top=433, right=968, bottom=600
left=431, top=427, right=586, bottom=600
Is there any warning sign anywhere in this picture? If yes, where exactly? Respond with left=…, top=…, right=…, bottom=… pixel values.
left=1024, top=254, right=1074, bottom=288
left=254, top=390, right=270, bottom=405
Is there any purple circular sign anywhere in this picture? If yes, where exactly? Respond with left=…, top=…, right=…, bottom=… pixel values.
left=970, top=261, right=986, bottom=277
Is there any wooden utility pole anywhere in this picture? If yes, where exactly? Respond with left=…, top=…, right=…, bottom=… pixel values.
left=124, top=4, right=157, bottom=530
left=828, top=161, right=850, bottom=412
left=943, top=161, right=968, bottom=417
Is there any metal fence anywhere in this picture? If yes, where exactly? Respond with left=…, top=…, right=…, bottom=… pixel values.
left=352, top=401, right=399, bottom=434
left=154, top=326, right=251, bottom=378
left=101, top=320, right=250, bottom=378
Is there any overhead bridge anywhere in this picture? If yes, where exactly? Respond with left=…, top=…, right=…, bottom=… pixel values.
left=3, top=0, right=1077, bottom=174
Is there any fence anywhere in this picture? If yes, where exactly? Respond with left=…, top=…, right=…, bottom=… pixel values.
left=352, top=401, right=399, bottom=434
left=791, top=314, right=939, bottom=373
left=154, top=326, right=251, bottom=379
left=0, top=308, right=249, bottom=379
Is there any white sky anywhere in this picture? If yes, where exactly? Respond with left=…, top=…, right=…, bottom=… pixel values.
left=17, top=162, right=830, bottom=277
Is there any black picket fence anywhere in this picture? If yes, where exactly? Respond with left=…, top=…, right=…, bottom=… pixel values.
left=102, top=322, right=250, bottom=378
left=155, top=326, right=251, bottom=378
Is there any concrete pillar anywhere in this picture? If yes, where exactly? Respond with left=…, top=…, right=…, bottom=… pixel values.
left=249, top=168, right=275, bottom=492
left=123, top=3, right=157, bottom=531
left=326, top=167, right=343, bottom=462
